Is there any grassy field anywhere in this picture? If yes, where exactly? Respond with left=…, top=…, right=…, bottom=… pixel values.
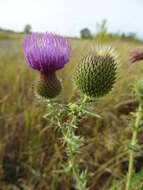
left=0, top=32, right=143, bottom=189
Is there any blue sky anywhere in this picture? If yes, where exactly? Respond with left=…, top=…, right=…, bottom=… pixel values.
left=0, top=0, right=143, bottom=38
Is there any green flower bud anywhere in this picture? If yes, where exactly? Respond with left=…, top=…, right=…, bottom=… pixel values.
left=74, top=46, right=118, bottom=98
left=36, top=72, right=62, bottom=99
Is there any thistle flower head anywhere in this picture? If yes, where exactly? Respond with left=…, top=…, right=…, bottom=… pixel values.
left=24, top=32, right=71, bottom=99
left=130, top=47, right=143, bottom=63
left=74, top=46, right=118, bottom=98
left=24, top=32, right=71, bottom=73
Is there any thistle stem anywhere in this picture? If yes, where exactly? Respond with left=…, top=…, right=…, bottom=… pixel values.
left=49, top=96, right=88, bottom=190
left=56, top=112, right=84, bottom=189
left=70, top=147, right=85, bottom=190
left=67, top=96, right=88, bottom=190
left=125, top=104, right=142, bottom=190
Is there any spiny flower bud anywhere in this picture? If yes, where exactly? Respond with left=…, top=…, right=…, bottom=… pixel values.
left=130, top=47, right=143, bottom=63
left=74, top=46, right=118, bottom=98
left=36, top=72, right=62, bottom=99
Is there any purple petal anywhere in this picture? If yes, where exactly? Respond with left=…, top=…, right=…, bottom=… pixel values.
left=23, top=32, right=71, bottom=73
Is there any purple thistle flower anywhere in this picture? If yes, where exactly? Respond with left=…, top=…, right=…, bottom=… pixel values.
left=130, top=47, right=143, bottom=63
left=24, top=32, right=71, bottom=73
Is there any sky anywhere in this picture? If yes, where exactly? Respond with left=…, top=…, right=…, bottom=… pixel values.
left=0, top=0, right=143, bottom=38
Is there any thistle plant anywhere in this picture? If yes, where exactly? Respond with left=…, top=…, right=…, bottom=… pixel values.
left=125, top=49, right=143, bottom=190
left=70, top=46, right=118, bottom=189
left=125, top=80, right=143, bottom=190
left=24, top=34, right=118, bottom=190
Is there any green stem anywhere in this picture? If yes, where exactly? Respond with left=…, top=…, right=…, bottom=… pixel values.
left=68, top=97, right=88, bottom=190
left=125, top=104, right=142, bottom=190
left=54, top=96, right=88, bottom=190
left=70, top=151, right=85, bottom=190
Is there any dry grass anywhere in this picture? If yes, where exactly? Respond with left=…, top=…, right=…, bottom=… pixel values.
left=0, top=34, right=143, bottom=190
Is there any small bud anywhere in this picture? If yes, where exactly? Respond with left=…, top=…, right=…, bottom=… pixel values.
left=36, top=72, right=62, bottom=99
left=130, top=47, right=143, bottom=63
left=74, top=46, right=118, bottom=98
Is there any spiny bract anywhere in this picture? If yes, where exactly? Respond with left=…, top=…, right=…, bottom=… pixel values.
left=74, top=46, right=118, bottom=98
left=36, top=73, right=62, bottom=99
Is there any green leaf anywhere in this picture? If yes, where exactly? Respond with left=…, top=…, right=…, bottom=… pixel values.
left=83, top=108, right=101, bottom=118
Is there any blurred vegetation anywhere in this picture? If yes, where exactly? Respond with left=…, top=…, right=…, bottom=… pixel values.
left=24, top=24, right=32, bottom=34
left=80, top=19, right=142, bottom=43
left=0, top=30, right=24, bottom=40
left=80, top=28, right=92, bottom=39
left=0, top=30, right=143, bottom=189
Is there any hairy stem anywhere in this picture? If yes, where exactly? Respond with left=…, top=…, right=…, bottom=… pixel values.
left=48, top=96, right=89, bottom=190
left=125, top=104, right=142, bottom=190
left=68, top=96, right=88, bottom=190
left=61, top=96, right=88, bottom=190
left=70, top=148, right=85, bottom=190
